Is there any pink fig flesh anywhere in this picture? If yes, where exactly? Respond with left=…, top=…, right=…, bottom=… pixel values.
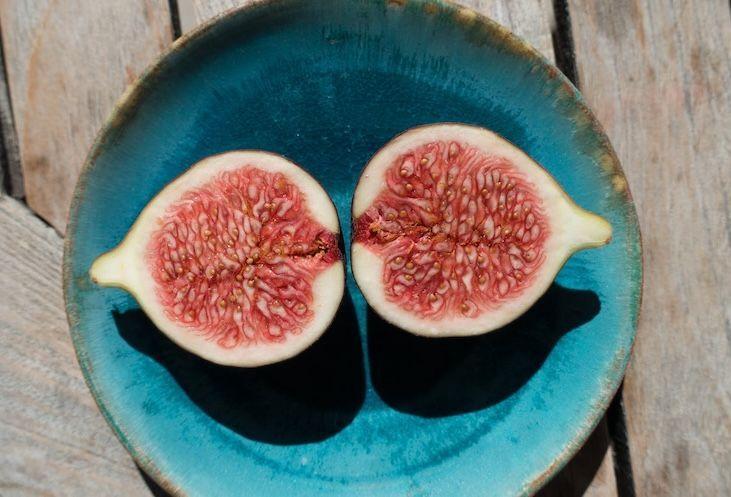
left=354, top=140, right=549, bottom=320
left=149, top=166, right=341, bottom=349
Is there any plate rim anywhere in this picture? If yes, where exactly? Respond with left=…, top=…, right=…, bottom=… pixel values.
left=62, top=0, right=643, bottom=495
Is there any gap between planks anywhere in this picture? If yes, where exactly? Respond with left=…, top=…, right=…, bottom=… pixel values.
left=0, top=21, right=22, bottom=199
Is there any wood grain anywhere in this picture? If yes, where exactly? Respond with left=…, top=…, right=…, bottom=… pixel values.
left=185, top=0, right=556, bottom=60
left=0, top=0, right=174, bottom=232
left=0, top=195, right=152, bottom=497
left=568, top=1, right=731, bottom=496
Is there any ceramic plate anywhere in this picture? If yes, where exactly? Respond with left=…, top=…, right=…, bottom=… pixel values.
left=64, top=1, right=641, bottom=496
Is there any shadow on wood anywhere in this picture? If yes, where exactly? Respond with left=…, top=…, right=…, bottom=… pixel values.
left=537, top=416, right=616, bottom=497
left=138, top=466, right=173, bottom=497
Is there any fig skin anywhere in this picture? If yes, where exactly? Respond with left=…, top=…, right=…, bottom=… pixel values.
left=90, top=151, right=345, bottom=367
left=351, top=123, right=611, bottom=337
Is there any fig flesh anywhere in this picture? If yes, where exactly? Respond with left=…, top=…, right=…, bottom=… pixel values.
left=91, top=151, right=345, bottom=366
left=352, top=123, right=611, bottom=337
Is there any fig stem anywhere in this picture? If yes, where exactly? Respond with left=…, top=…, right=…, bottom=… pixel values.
left=569, top=209, right=612, bottom=250
left=89, top=247, right=129, bottom=288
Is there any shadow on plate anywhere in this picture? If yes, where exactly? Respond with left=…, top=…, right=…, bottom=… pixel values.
left=115, top=290, right=365, bottom=445
left=368, top=283, right=600, bottom=417
left=137, top=466, right=172, bottom=497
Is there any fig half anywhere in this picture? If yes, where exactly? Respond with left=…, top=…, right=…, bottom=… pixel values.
left=91, top=151, right=345, bottom=366
left=352, top=123, right=611, bottom=337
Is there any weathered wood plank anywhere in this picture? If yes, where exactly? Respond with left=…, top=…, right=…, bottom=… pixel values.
left=0, top=196, right=152, bottom=496
left=0, top=0, right=174, bottom=232
left=568, top=1, right=731, bottom=496
left=465, top=0, right=555, bottom=61
left=185, top=0, right=556, bottom=60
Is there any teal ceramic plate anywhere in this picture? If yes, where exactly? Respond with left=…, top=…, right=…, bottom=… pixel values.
left=64, top=1, right=641, bottom=496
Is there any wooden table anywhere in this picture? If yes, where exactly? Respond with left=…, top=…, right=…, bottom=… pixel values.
left=0, top=1, right=728, bottom=496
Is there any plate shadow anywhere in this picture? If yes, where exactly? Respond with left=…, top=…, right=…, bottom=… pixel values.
left=115, top=290, right=365, bottom=445
left=368, top=283, right=600, bottom=417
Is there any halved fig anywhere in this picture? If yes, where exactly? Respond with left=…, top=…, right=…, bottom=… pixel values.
left=91, top=151, right=345, bottom=367
left=352, top=123, right=611, bottom=337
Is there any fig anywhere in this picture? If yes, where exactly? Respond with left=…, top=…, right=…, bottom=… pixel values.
left=90, top=151, right=345, bottom=366
left=352, top=123, right=611, bottom=337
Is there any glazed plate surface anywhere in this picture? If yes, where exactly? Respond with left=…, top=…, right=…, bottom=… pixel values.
left=64, top=1, right=641, bottom=496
